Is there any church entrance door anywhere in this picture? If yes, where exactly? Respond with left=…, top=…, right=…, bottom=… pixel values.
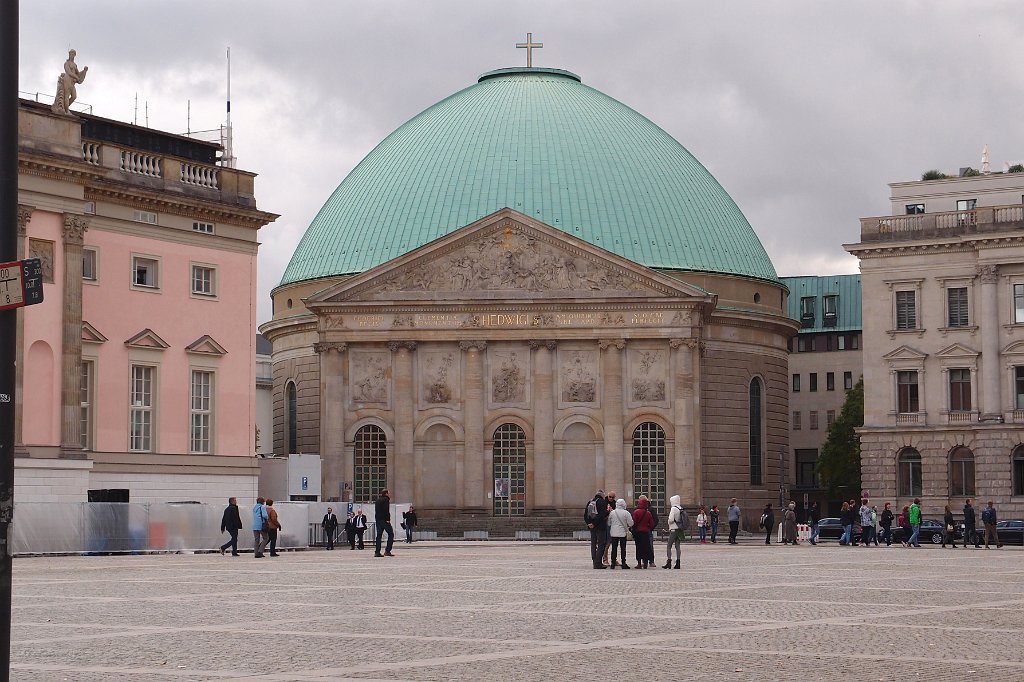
left=492, top=423, right=526, bottom=516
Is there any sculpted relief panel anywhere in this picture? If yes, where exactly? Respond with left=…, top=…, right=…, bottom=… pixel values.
left=349, top=350, right=391, bottom=408
left=559, top=349, right=599, bottom=406
left=379, top=226, right=648, bottom=294
left=419, top=349, right=460, bottom=408
left=627, top=346, right=668, bottom=407
left=488, top=346, right=530, bottom=407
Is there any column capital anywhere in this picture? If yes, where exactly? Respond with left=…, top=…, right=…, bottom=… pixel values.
left=976, top=263, right=999, bottom=284
left=387, top=340, right=418, bottom=353
left=598, top=339, right=626, bottom=351
left=62, top=213, right=90, bottom=244
left=313, top=341, right=347, bottom=354
left=459, top=340, right=487, bottom=352
left=17, top=204, right=35, bottom=236
left=528, top=339, right=557, bottom=351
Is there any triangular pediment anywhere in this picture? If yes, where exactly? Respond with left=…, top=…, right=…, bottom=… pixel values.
left=124, top=328, right=169, bottom=350
left=185, top=334, right=228, bottom=356
left=82, top=321, right=107, bottom=344
left=883, top=344, right=927, bottom=360
left=308, top=209, right=714, bottom=305
left=935, top=342, right=979, bottom=358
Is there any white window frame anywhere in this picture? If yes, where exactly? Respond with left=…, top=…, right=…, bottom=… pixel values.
left=131, top=254, right=161, bottom=291
left=133, top=209, right=158, bottom=225
left=129, top=364, right=156, bottom=452
left=189, top=369, right=215, bottom=454
left=80, top=359, right=94, bottom=450
left=82, top=247, right=99, bottom=283
left=192, top=221, right=215, bottom=234
left=937, top=276, right=976, bottom=334
left=190, top=262, right=217, bottom=299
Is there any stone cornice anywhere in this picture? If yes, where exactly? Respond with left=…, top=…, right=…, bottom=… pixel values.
left=847, top=232, right=1024, bottom=258
left=19, top=153, right=103, bottom=184
left=258, top=315, right=318, bottom=342
left=85, top=182, right=277, bottom=231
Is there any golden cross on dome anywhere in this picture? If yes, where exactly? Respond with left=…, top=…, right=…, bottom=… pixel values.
left=516, top=33, right=543, bottom=68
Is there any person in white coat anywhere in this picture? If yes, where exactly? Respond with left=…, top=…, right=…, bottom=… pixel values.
left=607, top=498, right=634, bottom=569
left=663, top=494, right=685, bottom=569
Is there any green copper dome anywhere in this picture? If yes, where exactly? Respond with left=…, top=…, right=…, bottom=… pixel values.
left=281, top=67, right=778, bottom=286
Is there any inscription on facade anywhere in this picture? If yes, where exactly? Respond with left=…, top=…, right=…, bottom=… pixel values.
left=345, top=310, right=673, bottom=330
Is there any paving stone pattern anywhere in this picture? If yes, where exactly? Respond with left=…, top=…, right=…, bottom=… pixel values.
left=10, top=541, right=1024, bottom=681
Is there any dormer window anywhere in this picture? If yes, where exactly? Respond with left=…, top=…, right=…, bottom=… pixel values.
left=823, top=295, right=838, bottom=327
left=800, top=296, right=815, bottom=328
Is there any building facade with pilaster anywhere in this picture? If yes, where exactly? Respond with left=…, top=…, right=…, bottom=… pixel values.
left=847, top=169, right=1024, bottom=517
left=262, top=66, right=797, bottom=524
left=15, top=98, right=276, bottom=503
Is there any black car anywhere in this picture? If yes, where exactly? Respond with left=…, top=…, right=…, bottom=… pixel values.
left=889, top=519, right=960, bottom=545
left=990, top=520, right=1024, bottom=546
left=815, top=517, right=864, bottom=543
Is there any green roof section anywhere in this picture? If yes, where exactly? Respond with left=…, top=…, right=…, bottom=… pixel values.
left=780, top=274, right=862, bottom=333
left=281, top=67, right=779, bottom=286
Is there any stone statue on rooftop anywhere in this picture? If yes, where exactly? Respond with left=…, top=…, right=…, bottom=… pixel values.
left=51, top=49, right=88, bottom=115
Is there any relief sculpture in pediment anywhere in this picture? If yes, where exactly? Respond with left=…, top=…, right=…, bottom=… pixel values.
left=380, top=227, right=648, bottom=293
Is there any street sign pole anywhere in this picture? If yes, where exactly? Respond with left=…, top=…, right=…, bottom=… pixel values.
left=0, top=2, right=19, bottom=679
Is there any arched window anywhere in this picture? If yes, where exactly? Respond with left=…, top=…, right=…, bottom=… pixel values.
left=632, top=422, right=667, bottom=513
left=354, top=425, right=387, bottom=503
left=950, top=446, right=975, bottom=497
left=1013, top=445, right=1024, bottom=497
left=286, top=381, right=297, bottom=454
left=492, top=424, right=526, bottom=516
left=898, top=448, right=922, bottom=497
left=749, top=378, right=764, bottom=486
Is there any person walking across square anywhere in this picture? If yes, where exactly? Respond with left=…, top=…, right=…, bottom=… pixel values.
left=727, top=499, right=741, bottom=545
left=374, top=489, right=395, bottom=557
left=219, top=497, right=242, bottom=556
left=322, top=507, right=339, bottom=550
left=252, top=497, right=269, bottom=559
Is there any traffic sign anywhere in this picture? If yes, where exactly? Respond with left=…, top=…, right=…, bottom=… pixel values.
left=0, top=258, right=43, bottom=311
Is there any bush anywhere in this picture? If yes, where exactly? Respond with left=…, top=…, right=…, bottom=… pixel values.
left=1009, top=164, right=1024, bottom=173
left=962, top=167, right=981, bottom=177
left=921, top=169, right=948, bottom=181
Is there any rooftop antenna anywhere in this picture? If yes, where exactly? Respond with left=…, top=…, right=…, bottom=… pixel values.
left=982, top=144, right=990, bottom=175
left=223, top=46, right=236, bottom=168
left=134, top=92, right=138, bottom=125
left=145, top=100, right=149, bottom=128
left=187, top=99, right=191, bottom=136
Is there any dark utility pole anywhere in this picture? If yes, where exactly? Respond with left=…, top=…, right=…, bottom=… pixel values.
left=0, top=1, right=19, bottom=679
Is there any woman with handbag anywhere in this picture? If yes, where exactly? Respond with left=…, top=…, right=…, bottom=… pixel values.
left=607, top=498, right=634, bottom=568
left=942, top=505, right=958, bottom=548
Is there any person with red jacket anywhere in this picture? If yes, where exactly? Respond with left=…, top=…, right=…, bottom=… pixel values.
left=631, top=495, right=656, bottom=569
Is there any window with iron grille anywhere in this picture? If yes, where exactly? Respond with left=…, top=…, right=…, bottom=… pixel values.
left=633, top=422, right=667, bottom=512
left=748, top=379, right=763, bottom=486
left=792, top=411, right=801, bottom=431
left=809, top=411, right=819, bottom=430
left=354, top=425, right=387, bottom=503
left=947, top=287, right=969, bottom=327
left=493, top=424, right=527, bottom=516
left=895, top=291, right=916, bottom=330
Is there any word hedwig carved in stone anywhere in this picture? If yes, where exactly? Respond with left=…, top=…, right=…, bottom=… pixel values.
left=52, top=49, right=88, bottom=115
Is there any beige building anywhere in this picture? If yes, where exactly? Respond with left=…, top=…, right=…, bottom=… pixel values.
left=847, top=168, right=1024, bottom=517
left=262, top=67, right=798, bottom=521
left=781, top=275, right=863, bottom=514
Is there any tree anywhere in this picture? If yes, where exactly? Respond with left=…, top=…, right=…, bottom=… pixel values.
left=921, top=169, right=949, bottom=181
left=817, top=378, right=863, bottom=496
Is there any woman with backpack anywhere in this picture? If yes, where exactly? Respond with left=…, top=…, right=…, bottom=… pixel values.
left=607, top=498, right=634, bottom=568
left=631, top=495, right=656, bottom=569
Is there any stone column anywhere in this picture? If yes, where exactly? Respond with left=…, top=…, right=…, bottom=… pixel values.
left=14, top=205, right=34, bottom=457
left=599, top=339, right=626, bottom=496
left=60, top=213, right=89, bottom=458
left=315, top=342, right=347, bottom=500
left=388, top=341, right=417, bottom=504
left=460, top=341, right=487, bottom=512
left=529, top=340, right=556, bottom=514
left=978, top=264, right=1001, bottom=419
left=670, top=338, right=699, bottom=503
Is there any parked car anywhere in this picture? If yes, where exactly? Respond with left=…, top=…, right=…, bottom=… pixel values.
left=815, top=517, right=863, bottom=543
left=991, top=520, right=1024, bottom=546
left=890, top=519, right=957, bottom=545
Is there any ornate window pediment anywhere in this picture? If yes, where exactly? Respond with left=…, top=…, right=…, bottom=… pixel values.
left=185, top=335, right=227, bottom=356
left=124, top=328, right=169, bottom=350
left=81, top=321, right=107, bottom=344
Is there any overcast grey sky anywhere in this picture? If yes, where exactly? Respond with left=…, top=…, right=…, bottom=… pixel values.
left=18, top=1, right=1024, bottom=324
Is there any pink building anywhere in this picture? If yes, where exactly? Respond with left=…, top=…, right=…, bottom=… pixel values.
left=14, top=98, right=276, bottom=503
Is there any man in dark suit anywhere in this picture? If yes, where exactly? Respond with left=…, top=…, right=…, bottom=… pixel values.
left=219, top=497, right=242, bottom=556
left=322, top=507, right=339, bottom=550
left=374, top=489, right=394, bottom=557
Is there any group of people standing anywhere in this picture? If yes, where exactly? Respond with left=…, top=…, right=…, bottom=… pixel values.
left=586, top=490, right=703, bottom=570
left=219, top=496, right=282, bottom=558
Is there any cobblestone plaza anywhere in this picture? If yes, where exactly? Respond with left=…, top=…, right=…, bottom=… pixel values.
left=10, top=541, right=1024, bottom=681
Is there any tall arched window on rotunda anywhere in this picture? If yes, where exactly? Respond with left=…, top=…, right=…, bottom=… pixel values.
left=632, top=422, right=666, bottom=513
left=286, top=381, right=297, bottom=454
left=749, top=378, right=764, bottom=486
left=354, top=425, right=387, bottom=503
left=492, top=424, right=526, bottom=516
left=897, top=448, right=922, bottom=497
left=949, top=446, right=975, bottom=497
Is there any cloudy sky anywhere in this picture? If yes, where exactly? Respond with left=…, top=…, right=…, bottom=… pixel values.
left=18, top=1, right=1024, bottom=324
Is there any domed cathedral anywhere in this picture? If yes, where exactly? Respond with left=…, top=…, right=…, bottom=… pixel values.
left=261, top=66, right=798, bottom=522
